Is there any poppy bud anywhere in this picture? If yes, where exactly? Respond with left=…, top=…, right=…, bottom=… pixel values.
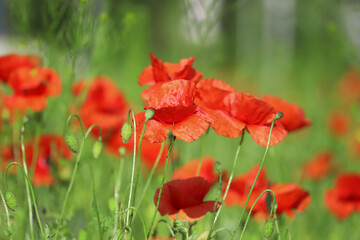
left=65, top=133, right=79, bottom=153
left=275, top=111, right=284, bottom=120
left=92, top=139, right=103, bottom=159
left=214, top=161, right=222, bottom=173
left=119, top=147, right=126, bottom=156
left=145, top=108, right=155, bottom=121
left=5, top=191, right=17, bottom=212
left=263, top=220, right=274, bottom=239
left=121, top=122, right=132, bottom=144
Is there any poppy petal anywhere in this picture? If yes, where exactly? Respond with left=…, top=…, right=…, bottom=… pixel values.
left=246, top=122, right=287, bottom=146
left=136, top=112, right=172, bottom=143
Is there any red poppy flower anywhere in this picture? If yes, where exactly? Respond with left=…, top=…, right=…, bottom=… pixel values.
left=252, top=183, right=311, bottom=218
left=225, top=166, right=268, bottom=207
left=262, top=95, right=311, bottom=131
left=154, top=177, right=218, bottom=222
left=327, top=110, right=350, bottom=137
left=0, top=54, right=41, bottom=82
left=136, top=80, right=214, bottom=143
left=79, top=77, right=129, bottom=140
left=106, top=133, right=175, bottom=169
left=172, top=156, right=218, bottom=185
left=302, top=151, right=332, bottom=180
left=325, top=173, right=360, bottom=219
left=1, top=144, right=33, bottom=173
left=4, top=67, right=61, bottom=112
left=139, top=54, right=202, bottom=101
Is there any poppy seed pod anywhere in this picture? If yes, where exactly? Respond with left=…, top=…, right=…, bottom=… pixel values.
left=275, top=111, right=284, bottom=120
left=145, top=108, right=155, bottom=120
left=5, top=191, right=17, bottom=212
left=92, top=139, right=103, bottom=159
left=65, top=133, right=79, bottom=153
left=263, top=220, right=274, bottom=239
left=121, top=122, right=132, bottom=144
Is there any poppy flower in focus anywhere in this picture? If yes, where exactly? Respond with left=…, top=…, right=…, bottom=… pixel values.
left=302, top=151, right=332, bottom=180
left=106, top=133, right=175, bottom=169
left=136, top=80, right=214, bottom=143
left=0, top=54, right=41, bottom=82
left=225, top=166, right=268, bottom=207
left=339, top=69, right=360, bottom=103
left=327, top=110, right=350, bottom=137
left=4, top=68, right=61, bottom=112
left=262, top=95, right=311, bottom=131
left=154, top=177, right=219, bottom=222
left=172, top=156, right=218, bottom=185
left=139, top=54, right=202, bottom=101
left=325, top=173, right=360, bottom=219
left=253, top=183, right=311, bottom=218
left=80, top=77, right=129, bottom=140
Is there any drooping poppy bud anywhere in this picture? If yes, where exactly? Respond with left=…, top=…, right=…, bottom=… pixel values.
left=275, top=111, right=284, bottom=120
left=92, top=139, right=103, bottom=159
left=145, top=108, right=155, bottom=121
left=5, top=191, right=17, bottom=212
left=65, top=133, right=79, bottom=153
left=121, top=122, right=132, bottom=144
left=263, top=220, right=274, bottom=239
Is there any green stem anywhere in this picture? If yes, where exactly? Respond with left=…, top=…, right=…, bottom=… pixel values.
left=4, top=162, right=45, bottom=239
left=84, top=124, right=103, bottom=239
left=136, top=141, right=165, bottom=209
left=231, top=116, right=279, bottom=239
left=196, top=127, right=209, bottom=176
left=0, top=186, right=12, bottom=239
left=128, top=207, right=148, bottom=240
left=275, top=211, right=281, bottom=240
left=206, top=131, right=245, bottom=240
left=20, top=121, right=34, bottom=240
left=113, top=152, right=126, bottom=237
left=239, top=189, right=276, bottom=240
left=126, top=109, right=137, bottom=226
left=147, top=136, right=176, bottom=238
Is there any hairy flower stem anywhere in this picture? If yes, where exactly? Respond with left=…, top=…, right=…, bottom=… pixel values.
left=129, top=118, right=148, bottom=224
left=113, top=154, right=126, bottom=237
left=136, top=141, right=166, bottom=209
left=4, top=162, right=45, bottom=239
left=239, top=189, right=276, bottom=240
left=0, top=186, right=12, bottom=239
left=125, top=110, right=136, bottom=226
left=20, top=119, right=34, bottom=240
left=147, top=136, right=176, bottom=238
left=196, top=127, right=209, bottom=176
left=206, top=131, right=245, bottom=240
left=231, top=116, right=279, bottom=239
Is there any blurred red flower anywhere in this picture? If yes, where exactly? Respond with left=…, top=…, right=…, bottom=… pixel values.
left=302, top=151, right=332, bottom=180
left=327, top=110, right=350, bottom=137
left=253, top=183, right=311, bottom=218
left=339, top=69, right=360, bottom=103
left=106, top=134, right=175, bottom=169
left=136, top=80, right=214, bottom=143
left=172, top=156, right=218, bottom=185
left=71, top=79, right=86, bottom=97
left=0, top=54, right=41, bottom=82
left=325, top=173, right=360, bottom=219
left=139, top=54, right=202, bottom=101
left=154, top=177, right=218, bottom=222
left=262, top=95, right=311, bottom=131
left=225, top=166, right=268, bottom=207
left=4, top=68, right=61, bottom=112
left=80, top=77, right=129, bottom=140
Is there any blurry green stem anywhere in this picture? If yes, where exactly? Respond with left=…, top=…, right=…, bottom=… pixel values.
left=231, top=117, right=279, bottom=239
left=196, top=127, right=209, bottom=176
left=0, top=186, right=12, bottom=239
left=113, top=153, right=126, bottom=237
left=147, top=136, right=176, bottom=238
left=126, top=109, right=136, bottom=226
left=4, top=162, right=45, bottom=239
left=20, top=120, right=34, bottom=240
left=136, top=141, right=165, bottom=209
left=206, top=131, right=245, bottom=240
left=239, top=189, right=276, bottom=240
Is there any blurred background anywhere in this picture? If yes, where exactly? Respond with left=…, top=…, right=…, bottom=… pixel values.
left=1, top=0, right=360, bottom=239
